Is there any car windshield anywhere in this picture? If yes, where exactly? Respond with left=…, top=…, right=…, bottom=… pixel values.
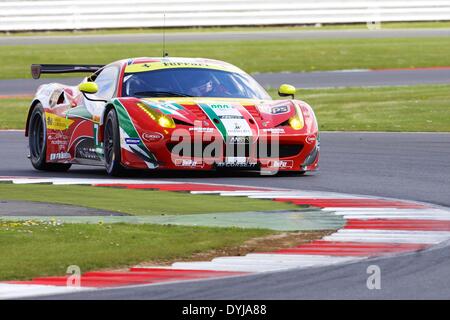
left=121, top=68, right=271, bottom=100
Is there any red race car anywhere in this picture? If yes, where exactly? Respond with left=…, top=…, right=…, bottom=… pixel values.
left=26, top=57, right=319, bottom=176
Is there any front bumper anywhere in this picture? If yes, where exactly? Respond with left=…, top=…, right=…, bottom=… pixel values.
left=121, top=129, right=320, bottom=172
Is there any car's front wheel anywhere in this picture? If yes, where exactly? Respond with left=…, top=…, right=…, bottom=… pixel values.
left=28, top=103, right=71, bottom=172
left=104, top=108, right=126, bottom=176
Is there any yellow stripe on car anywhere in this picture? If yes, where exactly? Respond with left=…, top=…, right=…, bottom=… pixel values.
left=45, top=112, right=74, bottom=130
left=125, top=61, right=242, bottom=74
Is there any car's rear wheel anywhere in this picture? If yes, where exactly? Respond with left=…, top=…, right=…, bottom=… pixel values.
left=28, top=103, right=71, bottom=172
left=104, top=108, right=126, bottom=176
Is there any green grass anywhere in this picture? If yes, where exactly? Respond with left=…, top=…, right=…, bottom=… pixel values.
left=0, top=184, right=298, bottom=216
left=0, top=97, right=29, bottom=129
left=269, top=84, right=450, bottom=132
left=0, top=220, right=271, bottom=280
left=2, top=36, right=450, bottom=79
left=2, top=84, right=450, bottom=131
left=1, top=21, right=449, bottom=37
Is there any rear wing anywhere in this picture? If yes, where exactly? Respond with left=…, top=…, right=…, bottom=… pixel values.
left=31, top=64, right=105, bottom=79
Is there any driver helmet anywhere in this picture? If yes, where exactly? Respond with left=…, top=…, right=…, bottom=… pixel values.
left=190, top=76, right=214, bottom=96
left=125, top=75, right=147, bottom=96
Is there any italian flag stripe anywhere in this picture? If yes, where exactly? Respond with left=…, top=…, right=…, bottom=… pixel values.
left=199, top=103, right=228, bottom=141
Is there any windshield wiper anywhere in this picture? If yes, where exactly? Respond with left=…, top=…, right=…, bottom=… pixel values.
left=133, top=91, right=193, bottom=97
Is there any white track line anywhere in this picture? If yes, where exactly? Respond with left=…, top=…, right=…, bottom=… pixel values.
left=323, top=207, right=434, bottom=212
left=212, top=255, right=358, bottom=263
left=343, top=215, right=450, bottom=221
left=324, top=230, right=450, bottom=243
left=170, top=262, right=291, bottom=272
left=51, top=179, right=181, bottom=185
left=0, top=284, right=92, bottom=300
left=244, top=253, right=362, bottom=260
left=336, top=229, right=450, bottom=236
left=8, top=178, right=183, bottom=185
left=323, top=235, right=444, bottom=244
left=172, top=255, right=358, bottom=273
left=217, top=191, right=368, bottom=198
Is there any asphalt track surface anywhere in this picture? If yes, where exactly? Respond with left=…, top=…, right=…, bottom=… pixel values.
left=2, top=68, right=450, bottom=96
left=1, top=28, right=450, bottom=46
left=2, top=131, right=450, bottom=299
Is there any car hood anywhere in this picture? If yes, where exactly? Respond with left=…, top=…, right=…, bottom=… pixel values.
left=141, top=97, right=298, bottom=128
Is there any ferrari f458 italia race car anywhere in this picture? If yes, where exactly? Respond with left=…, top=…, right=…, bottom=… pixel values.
left=26, top=57, right=319, bottom=176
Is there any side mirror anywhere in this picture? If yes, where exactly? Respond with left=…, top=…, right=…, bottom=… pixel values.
left=78, top=82, right=98, bottom=94
left=278, top=84, right=296, bottom=99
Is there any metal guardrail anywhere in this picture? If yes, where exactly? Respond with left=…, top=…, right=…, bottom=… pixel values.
left=1, top=0, right=450, bottom=31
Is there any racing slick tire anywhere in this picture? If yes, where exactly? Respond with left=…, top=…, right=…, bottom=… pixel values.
left=28, top=103, right=72, bottom=172
left=104, top=108, right=126, bottom=176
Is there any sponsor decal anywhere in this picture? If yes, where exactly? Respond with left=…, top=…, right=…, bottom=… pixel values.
left=259, top=105, right=290, bottom=114
left=50, top=140, right=68, bottom=146
left=200, top=103, right=253, bottom=140
left=45, top=112, right=74, bottom=130
left=48, top=132, right=67, bottom=140
left=163, top=62, right=210, bottom=68
left=48, top=133, right=69, bottom=145
left=142, top=132, right=163, bottom=142
left=189, top=127, right=214, bottom=133
left=125, top=137, right=141, bottom=145
left=228, top=136, right=250, bottom=144
left=50, top=152, right=70, bottom=161
left=216, top=162, right=258, bottom=168
left=268, top=160, right=294, bottom=169
left=262, top=128, right=285, bottom=134
left=270, top=105, right=290, bottom=114
left=174, top=159, right=204, bottom=168
left=271, top=106, right=289, bottom=114
left=124, top=61, right=240, bottom=74
left=210, top=104, right=232, bottom=109
left=217, top=157, right=257, bottom=168
left=306, top=135, right=317, bottom=144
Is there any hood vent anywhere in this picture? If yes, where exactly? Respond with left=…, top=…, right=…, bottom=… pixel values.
left=243, top=105, right=262, bottom=120
left=183, top=104, right=207, bottom=120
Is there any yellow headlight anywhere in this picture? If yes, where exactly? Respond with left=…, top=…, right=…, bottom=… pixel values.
left=289, top=115, right=304, bottom=130
left=158, top=115, right=176, bottom=128
left=137, top=102, right=176, bottom=129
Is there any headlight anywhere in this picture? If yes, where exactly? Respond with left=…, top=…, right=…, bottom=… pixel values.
left=137, top=102, right=176, bottom=129
left=158, top=115, right=175, bottom=128
left=288, top=102, right=305, bottom=130
left=289, top=115, right=304, bottom=130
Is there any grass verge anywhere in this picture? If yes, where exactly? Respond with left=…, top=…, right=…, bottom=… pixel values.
left=0, top=185, right=331, bottom=280
left=273, top=84, right=450, bottom=132
left=0, top=220, right=274, bottom=280
left=2, top=84, right=450, bottom=131
left=0, top=184, right=298, bottom=216
left=2, top=36, right=450, bottom=79
left=0, top=97, right=29, bottom=129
